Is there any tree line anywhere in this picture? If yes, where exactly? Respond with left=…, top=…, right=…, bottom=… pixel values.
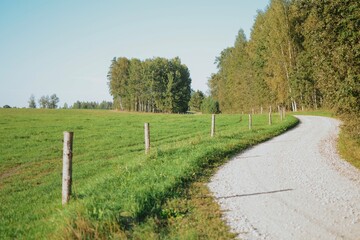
left=28, top=94, right=59, bottom=109
left=71, top=101, right=113, bottom=110
left=209, top=0, right=359, bottom=118
left=26, top=94, right=112, bottom=110
left=107, top=57, right=192, bottom=113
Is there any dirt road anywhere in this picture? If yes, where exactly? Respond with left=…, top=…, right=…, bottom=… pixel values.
left=208, top=116, right=360, bottom=240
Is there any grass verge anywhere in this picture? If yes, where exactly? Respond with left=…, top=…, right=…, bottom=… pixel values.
left=337, top=114, right=360, bottom=169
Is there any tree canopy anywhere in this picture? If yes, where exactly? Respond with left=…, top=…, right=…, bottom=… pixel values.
left=38, top=94, right=59, bottom=109
left=209, top=0, right=360, bottom=117
left=189, top=90, right=205, bottom=112
left=28, top=95, right=36, bottom=108
left=72, top=101, right=113, bottom=110
left=107, top=57, right=192, bottom=113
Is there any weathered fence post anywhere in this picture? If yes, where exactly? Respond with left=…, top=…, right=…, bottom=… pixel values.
left=211, top=114, right=215, bottom=137
left=248, top=114, right=252, bottom=130
left=283, top=107, right=286, bottom=118
left=144, top=123, right=150, bottom=154
left=269, top=111, right=272, bottom=125
left=261, top=106, right=263, bottom=114
left=280, top=107, right=283, bottom=121
left=62, top=131, right=73, bottom=205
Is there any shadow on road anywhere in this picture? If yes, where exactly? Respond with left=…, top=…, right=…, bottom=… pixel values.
left=216, top=188, right=294, bottom=199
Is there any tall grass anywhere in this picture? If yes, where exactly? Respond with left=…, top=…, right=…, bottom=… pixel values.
left=0, top=109, right=298, bottom=238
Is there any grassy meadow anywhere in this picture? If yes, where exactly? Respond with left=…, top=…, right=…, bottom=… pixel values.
left=0, top=109, right=298, bottom=239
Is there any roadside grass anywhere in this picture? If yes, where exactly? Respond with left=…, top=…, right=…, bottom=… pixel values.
left=338, top=133, right=360, bottom=169
left=129, top=180, right=238, bottom=239
left=293, top=110, right=360, bottom=170
left=0, top=109, right=298, bottom=239
left=337, top=114, right=360, bottom=170
left=293, top=109, right=335, bottom=118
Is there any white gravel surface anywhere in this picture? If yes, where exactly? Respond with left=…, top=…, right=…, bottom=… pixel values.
left=208, top=116, right=360, bottom=240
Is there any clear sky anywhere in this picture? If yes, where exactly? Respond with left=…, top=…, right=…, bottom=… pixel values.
left=0, top=0, right=269, bottom=108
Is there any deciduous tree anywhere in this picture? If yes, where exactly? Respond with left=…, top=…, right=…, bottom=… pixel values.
left=28, top=95, right=36, bottom=108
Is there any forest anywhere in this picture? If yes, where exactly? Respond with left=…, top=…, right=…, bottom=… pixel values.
left=107, top=57, right=192, bottom=113
left=209, top=0, right=359, bottom=119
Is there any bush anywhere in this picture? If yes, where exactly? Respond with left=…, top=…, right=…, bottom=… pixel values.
left=200, top=97, right=220, bottom=114
left=189, top=90, right=205, bottom=112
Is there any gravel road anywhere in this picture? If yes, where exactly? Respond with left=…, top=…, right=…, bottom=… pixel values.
left=208, top=116, right=360, bottom=240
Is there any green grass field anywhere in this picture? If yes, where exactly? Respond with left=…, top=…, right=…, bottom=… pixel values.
left=0, top=109, right=298, bottom=239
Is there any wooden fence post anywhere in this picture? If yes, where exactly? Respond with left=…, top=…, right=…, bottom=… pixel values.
left=283, top=107, right=286, bottom=118
left=62, top=131, right=73, bottom=205
left=269, top=111, right=272, bottom=125
left=249, top=114, right=252, bottom=130
left=211, top=114, right=215, bottom=137
left=144, top=123, right=150, bottom=154
left=280, top=107, right=283, bottom=121
left=261, top=106, right=263, bottom=114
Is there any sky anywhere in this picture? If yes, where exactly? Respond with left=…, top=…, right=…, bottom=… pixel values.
left=0, top=0, right=269, bottom=108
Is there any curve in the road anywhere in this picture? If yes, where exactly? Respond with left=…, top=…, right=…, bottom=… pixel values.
left=208, top=115, right=360, bottom=240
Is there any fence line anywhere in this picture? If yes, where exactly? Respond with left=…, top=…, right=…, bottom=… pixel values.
left=61, top=111, right=288, bottom=202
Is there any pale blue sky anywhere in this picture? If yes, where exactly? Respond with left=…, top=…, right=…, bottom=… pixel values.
left=0, top=0, right=269, bottom=108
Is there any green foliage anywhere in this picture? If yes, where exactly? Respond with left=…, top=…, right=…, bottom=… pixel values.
left=200, top=97, right=220, bottom=114
left=28, top=94, right=36, bottom=108
left=72, top=100, right=113, bottom=109
left=49, top=94, right=59, bottom=109
left=38, top=94, right=59, bottom=109
left=38, top=95, right=49, bottom=108
left=291, top=0, right=360, bottom=115
left=0, top=109, right=297, bottom=239
left=209, top=0, right=359, bottom=117
left=108, top=56, right=191, bottom=113
left=189, top=90, right=205, bottom=112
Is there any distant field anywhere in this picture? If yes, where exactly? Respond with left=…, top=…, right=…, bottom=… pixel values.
left=0, top=109, right=298, bottom=239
